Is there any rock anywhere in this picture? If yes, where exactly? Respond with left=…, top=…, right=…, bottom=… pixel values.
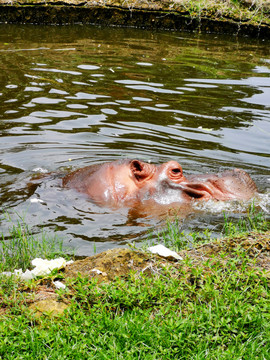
left=29, top=299, right=69, bottom=317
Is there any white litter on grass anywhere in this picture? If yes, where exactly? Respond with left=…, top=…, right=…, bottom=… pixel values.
left=147, top=244, right=183, bottom=261
left=53, top=280, right=66, bottom=290
left=90, top=268, right=108, bottom=276
left=1, top=257, right=73, bottom=281
left=90, top=268, right=103, bottom=275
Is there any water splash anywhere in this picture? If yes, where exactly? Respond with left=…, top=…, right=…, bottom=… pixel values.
left=193, top=192, right=270, bottom=215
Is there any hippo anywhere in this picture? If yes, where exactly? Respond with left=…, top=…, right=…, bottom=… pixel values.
left=62, top=159, right=257, bottom=209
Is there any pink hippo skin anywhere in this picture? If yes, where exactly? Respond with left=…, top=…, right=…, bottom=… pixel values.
left=62, top=160, right=257, bottom=209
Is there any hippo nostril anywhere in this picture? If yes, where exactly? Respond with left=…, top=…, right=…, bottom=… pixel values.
left=172, top=168, right=181, bottom=174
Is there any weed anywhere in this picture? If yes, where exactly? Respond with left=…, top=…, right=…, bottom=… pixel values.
left=0, top=212, right=68, bottom=272
left=222, top=203, right=269, bottom=236
left=151, top=217, right=212, bottom=252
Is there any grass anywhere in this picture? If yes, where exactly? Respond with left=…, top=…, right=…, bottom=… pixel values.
left=66, top=259, right=270, bottom=359
left=0, top=207, right=269, bottom=359
left=151, top=217, right=213, bottom=251
left=170, top=0, right=270, bottom=26
left=1, top=249, right=270, bottom=358
left=0, top=212, right=68, bottom=273
left=222, top=205, right=269, bottom=236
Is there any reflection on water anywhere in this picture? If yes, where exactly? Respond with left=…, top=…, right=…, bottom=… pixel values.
left=0, top=24, right=269, bottom=255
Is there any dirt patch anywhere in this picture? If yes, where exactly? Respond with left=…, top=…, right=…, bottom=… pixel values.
left=179, top=230, right=270, bottom=271
left=64, top=248, right=167, bottom=282
left=64, top=231, right=270, bottom=283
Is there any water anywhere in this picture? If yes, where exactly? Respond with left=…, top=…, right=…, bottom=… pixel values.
left=0, top=24, right=269, bottom=256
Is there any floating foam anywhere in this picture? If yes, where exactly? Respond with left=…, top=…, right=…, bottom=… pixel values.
left=32, top=167, right=48, bottom=173
left=192, top=193, right=270, bottom=214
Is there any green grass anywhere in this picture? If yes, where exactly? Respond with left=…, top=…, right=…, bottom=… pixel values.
left=151, top=217, right=213, bottom=252
left=222, top=205, right=269, bottom=236
left=1, top=252, right=270, bottom=359
left=0, top=208, right=269, bottom=359
left=177, top=0, right=270, bottom=24
left=0, top=212, right=68, bottom=272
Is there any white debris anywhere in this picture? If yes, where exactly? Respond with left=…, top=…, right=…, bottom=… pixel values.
left=31, top=258, right=73, bottom=277
left=19, top=269, right=33, bottom=281
left=53, top=280, right=66, bottom=290
left=198, top=126, right=213, bottom=132
left=90, top=268, right=108, bottom=276
left=147, top=244, right=183, bottom=261
left=30, top=198, right=45, bottom=203
left=90, top=268, right=103, bottom=275
left=1, top=257, right=73, bottom=281
left=32, top=167, right=48, bottom=173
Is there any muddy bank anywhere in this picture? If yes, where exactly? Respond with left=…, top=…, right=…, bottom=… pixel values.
left=64, top=230, right=270, bottom=281
left=0, top=0, right=269, bottom=38
left=6, top=230, right=269, bottom=316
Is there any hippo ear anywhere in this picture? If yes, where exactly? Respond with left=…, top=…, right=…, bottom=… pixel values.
left=130, top=160, right=155, bottom=182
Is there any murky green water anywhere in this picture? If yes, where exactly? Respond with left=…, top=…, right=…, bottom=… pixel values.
left=0, top=24, right=269, bottom=255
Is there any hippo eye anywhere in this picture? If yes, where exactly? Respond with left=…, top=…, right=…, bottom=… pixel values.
left=172, top=168, right=181, bottom=174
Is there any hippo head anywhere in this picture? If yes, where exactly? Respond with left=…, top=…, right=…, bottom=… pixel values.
left=62, top=159, right=257, bottom=207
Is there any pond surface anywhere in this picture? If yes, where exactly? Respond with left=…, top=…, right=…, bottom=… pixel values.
left=0, top=24, right=269, bottom=256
